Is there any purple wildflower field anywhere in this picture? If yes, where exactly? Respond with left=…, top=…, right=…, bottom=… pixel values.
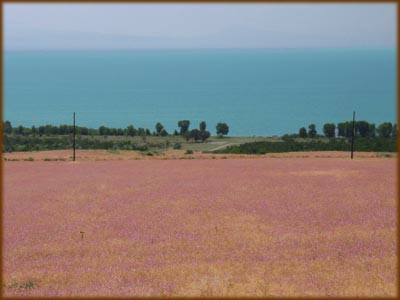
left=3, top=156, right=397, bottom=296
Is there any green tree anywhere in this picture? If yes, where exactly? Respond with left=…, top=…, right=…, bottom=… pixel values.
left=99, top=126, right=107, bottom=136
left=44, top=125, right=52, bottom=135
left=323, top=123, right=335, bottom=138
left=337, top=122, right=345, bottom=137
left=183, top=131, right=191, bottom=142
left=356, top=121, right=370, bottom=137
left=199, top=121, right=210, bottom=142
left=216, top=122, right=229, bottom=137
left=110, top=128, right=117, bottom=136
left=191, top=129, right=201, bottom=142
left=58, top=125, right=67, bottom=135
left=299, top=127, right=307, bottom=138
left=308, top=124, right=317, bottom=138
left=368, top=123, right=376, bottom=137
left=200, top=121, right=207, bottom=132
left=160, top=129, right=168, bottom=137
left=337, top=122, right=353, bottom=138
left=79, top=127, right=89, bottom=135
left=178, top=120, right=190, bottom=135
left=127, top=125, right=136, bottom=136
left=345, top=121, right=354, bottom=138
left=3, top=121, right=12, bottom=134
left=16, top=125, right=24, bottom=135
left=23, top=127, right=31, bottom=136
left=378, top=122, right=393, bottom=138
left=200, top=130, right=210, bottom=142
left=155, top=122, right=164, bottom=135
left=66, top=125, right=74, bottom=135
left=38, top=126, right=45, bottom=136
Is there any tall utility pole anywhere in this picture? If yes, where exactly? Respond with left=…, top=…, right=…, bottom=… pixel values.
left=73, top=112, right=76, bottom=161
left=351, top=111, right=355, bottom=159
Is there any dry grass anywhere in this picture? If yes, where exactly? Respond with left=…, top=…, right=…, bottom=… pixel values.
left=2, top=149, right=392, bottom=162
left=3, top=155, right=397, bottom=296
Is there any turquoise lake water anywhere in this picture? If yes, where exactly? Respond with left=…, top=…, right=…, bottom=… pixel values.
left=4, top=48, right=396, bottom=136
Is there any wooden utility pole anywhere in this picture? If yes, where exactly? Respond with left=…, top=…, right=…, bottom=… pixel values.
left=351, top=111, right=355, bottom=159
left=73, top=112, right=76, bottom=161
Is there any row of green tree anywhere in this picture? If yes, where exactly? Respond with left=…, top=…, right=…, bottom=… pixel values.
left=3, top=135, right=151, bottom=153
left=217, top=137, right=397, bottom=154
left=2, top=120, right=230, bottom=140
left=298, top=121, right=397, bottom=139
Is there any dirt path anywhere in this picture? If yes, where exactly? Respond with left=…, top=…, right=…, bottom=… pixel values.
left=209, top=142, right=237, bottom=151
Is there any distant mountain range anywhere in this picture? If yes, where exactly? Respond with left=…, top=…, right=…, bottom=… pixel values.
left=6, top=27, right=389, bottom=51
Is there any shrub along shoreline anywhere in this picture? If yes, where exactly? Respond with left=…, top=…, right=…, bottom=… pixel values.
left=214, top=137, right=397, bottom=154
left=2, top=120, right=397, bottom=153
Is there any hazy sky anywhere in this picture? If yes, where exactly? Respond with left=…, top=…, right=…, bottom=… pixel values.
left=4, top=3, right=397, bottom=50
